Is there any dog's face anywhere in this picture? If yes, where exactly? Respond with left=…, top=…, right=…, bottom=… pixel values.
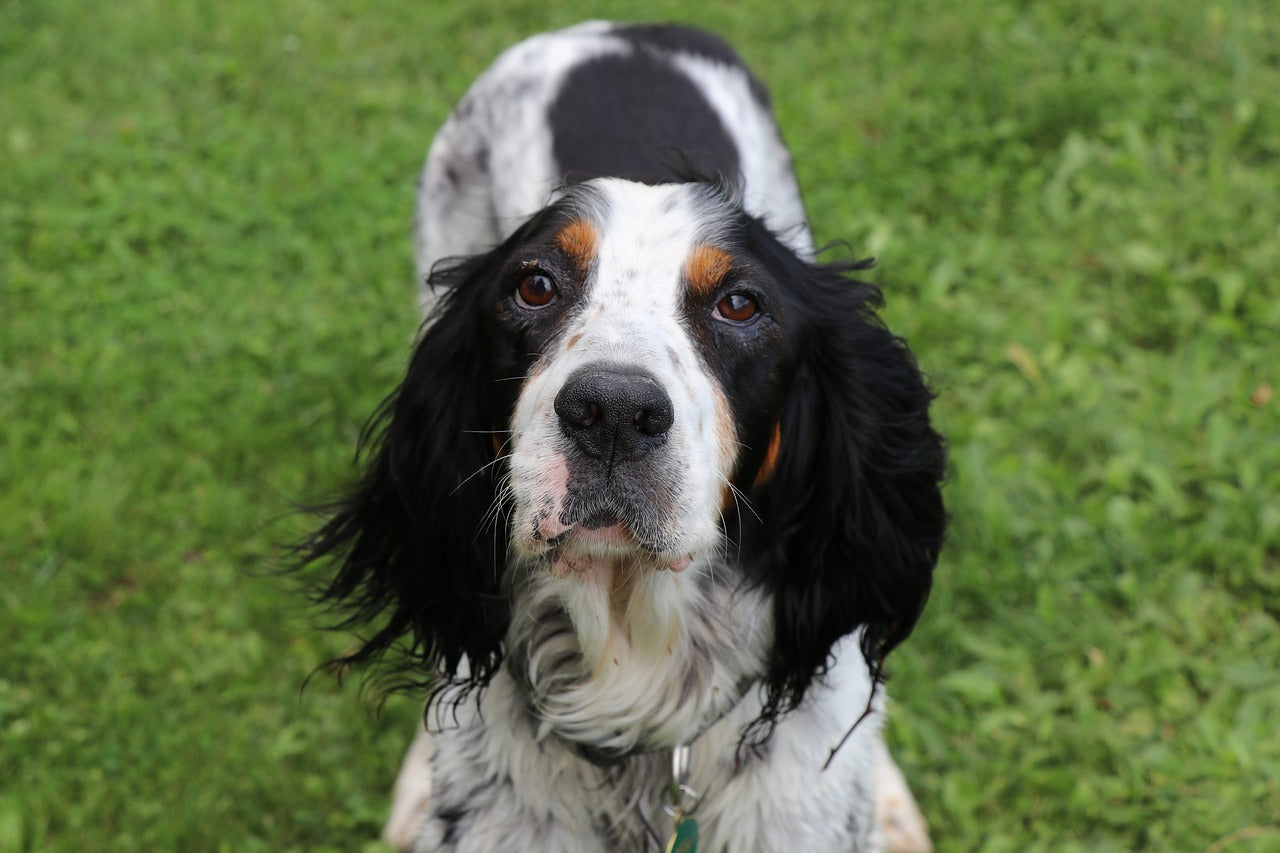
left=494, top=180, right=787, bottom=581
left=303, top=177, right=945, bottom=744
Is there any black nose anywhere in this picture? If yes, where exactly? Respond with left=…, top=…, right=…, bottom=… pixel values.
left=554, top=366, right=674, bottom=462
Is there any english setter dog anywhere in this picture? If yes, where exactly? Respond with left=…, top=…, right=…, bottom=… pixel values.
left=302, top=21, right=944, bottom=852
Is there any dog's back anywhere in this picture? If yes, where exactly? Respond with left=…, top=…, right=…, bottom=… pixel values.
left=414, top=21, right=812, bottom=289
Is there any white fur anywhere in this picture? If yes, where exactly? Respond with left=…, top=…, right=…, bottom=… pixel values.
left=398, top=637, right=882, bottom=853
left=505, top=540, right=773, bottom=758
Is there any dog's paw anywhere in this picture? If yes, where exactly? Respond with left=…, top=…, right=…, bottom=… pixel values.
left=874, top=739, right=933, bottom=853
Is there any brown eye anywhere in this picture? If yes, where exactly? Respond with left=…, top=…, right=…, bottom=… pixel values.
left=714, top=291, right=760, bottom=325
left=515, top=272, right=558, bottom=309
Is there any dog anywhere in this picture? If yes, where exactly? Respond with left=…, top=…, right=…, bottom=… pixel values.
left=301, top=21, right=945, bottom=852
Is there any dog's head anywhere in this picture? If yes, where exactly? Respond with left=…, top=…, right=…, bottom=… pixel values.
left=302, top=178, right=945, bottom=739
left=502, top=181, right=786, bottom=578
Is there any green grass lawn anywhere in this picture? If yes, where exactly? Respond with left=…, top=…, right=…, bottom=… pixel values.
left=3, top=0, right=1278, bottom=850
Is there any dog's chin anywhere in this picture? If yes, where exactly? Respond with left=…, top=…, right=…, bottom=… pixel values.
left=515, top=497, right=700, bottom=577
left=540, top=523, right=695, bottom=579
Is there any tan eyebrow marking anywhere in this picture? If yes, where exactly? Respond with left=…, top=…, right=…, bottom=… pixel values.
left=683, top=244, right=735, bottom=297
left=554, top=219, right=598, bottom=276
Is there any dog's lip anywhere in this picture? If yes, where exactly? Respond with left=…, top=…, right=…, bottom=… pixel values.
left=565, top=522, right=631, bottom=548
left=665, top=555, right=693, bottom=572
left=525, top=499, right=694, bottom=571
left=543, top=524, right=694, bottom=574
left=576, top=507, right=625, bottom=531
left=546, top=522, right=640, bottom=557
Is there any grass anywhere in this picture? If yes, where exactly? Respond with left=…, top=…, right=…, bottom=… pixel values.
left=2, top=0, right=1277, bottom=849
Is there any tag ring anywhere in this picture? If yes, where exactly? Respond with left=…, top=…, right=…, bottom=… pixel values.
left=663, top=782, right=700, bottom=817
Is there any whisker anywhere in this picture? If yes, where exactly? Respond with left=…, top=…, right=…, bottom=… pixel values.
left=479, top=475, right=514, bottom=533
left=721, top=475, right=762, bottom=525
left=451, top=450, right=513, bottom=496
left=479, top=480, right=515, bottom=548
left=716, top=475, right=759, bottom=568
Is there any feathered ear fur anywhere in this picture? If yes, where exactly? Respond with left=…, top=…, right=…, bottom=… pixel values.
left=740, top=222, right=947, bottom=728
left=296, top=247, right=517, bottom=695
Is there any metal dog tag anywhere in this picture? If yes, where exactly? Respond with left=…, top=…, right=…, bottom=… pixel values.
left=665, top=813, right=699, bottom=853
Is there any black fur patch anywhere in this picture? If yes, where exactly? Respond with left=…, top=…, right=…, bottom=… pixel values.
left=614, top=23, right=772, bottom=106
left=549, top=50, right=740, bottom=185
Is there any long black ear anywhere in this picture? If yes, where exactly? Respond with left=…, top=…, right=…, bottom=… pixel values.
left=296, top=251, right=513, bottom=695
left=743, top=229, right=947, bottom=725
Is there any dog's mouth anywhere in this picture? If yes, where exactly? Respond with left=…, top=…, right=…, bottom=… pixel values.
left=513, top=451, right=701, bottom=576
left=550, top=533, right=694, bottom=577
left=575, top=506, right=629, bottom=532
left=533, top=506, right=693, bottom=577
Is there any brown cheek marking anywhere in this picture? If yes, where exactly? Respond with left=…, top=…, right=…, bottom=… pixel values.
left=565, top=333, right=582, bottom=350
left=683, top=244, right=735, bottom=297
left=555, top=219, right=598, bottom=277
left=713, top=386, right=739, bottom=512
left=750, top=422, right=783, bottom=491
left=721, top=484, right=735, bottom=514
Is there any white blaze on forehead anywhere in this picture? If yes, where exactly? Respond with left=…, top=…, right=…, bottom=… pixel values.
left=565, top=179, right=724, bottom=354
left=571, top=180, right=738, bottom=480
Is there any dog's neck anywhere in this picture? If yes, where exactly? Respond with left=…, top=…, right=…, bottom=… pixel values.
left=504, top=553, right=773, bottom=759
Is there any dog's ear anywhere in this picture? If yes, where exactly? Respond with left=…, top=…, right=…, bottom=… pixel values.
left=297, top=248, right=515, bottom=694
left=742, top=230, right=947, bottom=724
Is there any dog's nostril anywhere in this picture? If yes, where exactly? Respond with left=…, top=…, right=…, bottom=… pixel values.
left=561, top=399, right=601, bottom=430
left=634, top=404, right=673, bottom=437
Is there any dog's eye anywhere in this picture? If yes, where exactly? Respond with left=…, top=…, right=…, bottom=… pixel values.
left=515, top=272, right=559, bottom=309
left=713, top=291, right=760, bottom=325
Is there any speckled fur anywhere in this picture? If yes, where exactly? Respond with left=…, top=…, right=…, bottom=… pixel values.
left=309, top=21, right=944, bottom=853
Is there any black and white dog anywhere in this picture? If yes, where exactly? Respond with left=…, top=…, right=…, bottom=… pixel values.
left=303, top=21, right=944, bottom=852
